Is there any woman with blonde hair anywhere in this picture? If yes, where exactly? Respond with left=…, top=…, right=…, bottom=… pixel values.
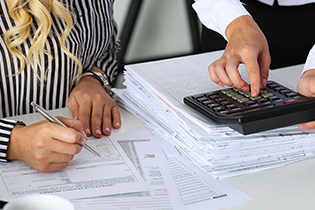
left=0, top=0, right=121, bottom=172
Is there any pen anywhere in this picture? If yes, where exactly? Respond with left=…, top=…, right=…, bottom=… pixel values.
left=31, top=102, right=101, bottom=157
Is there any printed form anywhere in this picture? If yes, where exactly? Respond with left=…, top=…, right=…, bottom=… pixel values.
left=71, top=129, right=251, bottom=210
left=0, top=135, right=148, bottom=200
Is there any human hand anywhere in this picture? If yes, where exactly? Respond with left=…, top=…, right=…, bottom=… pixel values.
left=68, top=66, right=121, bottom=138
left=7, top=117, right=86, bottom=172
left=297, top=69, right=315, bottom=129
left=208, top=15, right=271, bottom=96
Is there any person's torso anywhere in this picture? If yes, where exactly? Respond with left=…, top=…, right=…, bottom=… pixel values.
left=0, top=0, right=117, bottom=117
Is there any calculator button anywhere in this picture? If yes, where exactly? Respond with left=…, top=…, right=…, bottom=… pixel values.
left=232, top=94, right=243, bottom=100
left=202, top=100, right=214, bottom=105
left=207, top=104, right=219, bottom=109
left=260, top=89, right=268, bottom=94
left=226, top=91, right=238, bottom=97
left=237, top=97, right=249, bottom=103
left=268, top=84, right=280, bottom=89
left=221, top=89, right=233, bottom=94
left=225, top=104, right=238, bottom=109
left=244, top=101, right=256, bottom=106
left=269, top=96, right=280, bottom=101
left=220, top=100, right=230, bottom=106
left=192, top=94, right=205, bottom=99
left=285, top=92, right=298, bottom=98
left=249, top=96, right=262, bottom=100
left=261, top=93, right=274, bottom=98
left=218, top=110, right=229, bottom=115
left=213, top=106, right=226, bottom=112
left=260, top=101, right=273, bottom=106
left=257, top=98, right=268, bottom=103
left=206, top=93, right=220, bottom=98
left=273, top=87, right=286, bottom=92
left=197, top=97, right=209, bottom=102
left=273, top=99, right=284, bottom=103
left=243, top=92, right=252, bottom=97
left=283, top=99, right=300, bottom=104
left=249, top=104, right=260, bottom=108
left=279, top=90, right=291, bottom=95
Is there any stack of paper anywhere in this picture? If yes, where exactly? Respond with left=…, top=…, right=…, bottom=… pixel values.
left=114, top=51, right=315, bottom=178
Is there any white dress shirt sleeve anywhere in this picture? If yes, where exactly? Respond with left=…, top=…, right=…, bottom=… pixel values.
left=192, top=0, right=250, bottom=40
left=302, top=45, right=315, bottom=74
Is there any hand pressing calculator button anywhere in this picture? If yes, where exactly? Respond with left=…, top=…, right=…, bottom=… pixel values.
left=183, top=81, right=315, bottom=135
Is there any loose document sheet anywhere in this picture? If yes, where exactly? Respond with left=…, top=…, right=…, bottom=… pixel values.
left=71, top=129, right=251, bottom=210
left=0, top=135, right=148, bottom=200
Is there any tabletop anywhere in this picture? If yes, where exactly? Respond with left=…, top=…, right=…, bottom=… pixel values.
left=8, top=63, right=315, bottom=210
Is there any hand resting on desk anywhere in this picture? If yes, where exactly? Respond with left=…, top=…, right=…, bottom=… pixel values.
left=6, top=117, right=86, bottom=172
left=68, top=66, right=121, bottom=138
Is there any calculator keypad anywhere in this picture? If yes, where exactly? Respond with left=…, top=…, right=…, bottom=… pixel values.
left=189, top=81, right=302, bottom=117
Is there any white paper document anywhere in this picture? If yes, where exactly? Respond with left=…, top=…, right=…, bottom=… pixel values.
left=0, top=135, right=148, bottom=200
left=114, top=51, right=315, bottom=178
left=71, top=129, right=251, bottom=210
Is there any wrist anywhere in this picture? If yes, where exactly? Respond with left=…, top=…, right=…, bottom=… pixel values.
left=7, top=124, right=25, bottom=160
left=225, top=15, right=258, bottom=40
left=81, top=71, right=113, bottom=96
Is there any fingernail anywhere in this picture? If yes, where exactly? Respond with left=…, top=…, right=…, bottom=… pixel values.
left=81, top=131, right=88, bottom=139
left=74, top=115, right=79, bottom=120
left=85, top=128, right=91, bottom=136
left=81, top=137, right=87, bottom=145
left=96, top=129, right=102, bottom=136
left=252, top=87, right=259, bottom=97
left=104, top=126, right=111, bottom=134
left=115, top=122, right=121, bottom=128
left=218, top=81, right=225, bottom=87
left=299, top=123, right=309, bottom=130
left=262, top=78, right=267, bottom=87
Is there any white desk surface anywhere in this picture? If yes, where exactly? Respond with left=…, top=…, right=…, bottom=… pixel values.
left=9, top=64, right=315, bottom=210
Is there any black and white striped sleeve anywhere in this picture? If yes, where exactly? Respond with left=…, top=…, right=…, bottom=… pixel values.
left=0, top=119, right=26, bottom=162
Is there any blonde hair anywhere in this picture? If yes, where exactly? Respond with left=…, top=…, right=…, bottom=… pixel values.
left=3, top=0, right=82, bottom=80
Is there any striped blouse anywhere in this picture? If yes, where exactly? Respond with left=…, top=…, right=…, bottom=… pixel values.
left=0, top=0, right=119, bottom=161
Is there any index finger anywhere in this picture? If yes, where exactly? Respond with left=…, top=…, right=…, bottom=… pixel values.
left=47, top=121, right=84, bottom=145
left=242, top=55, right=261, bottom=97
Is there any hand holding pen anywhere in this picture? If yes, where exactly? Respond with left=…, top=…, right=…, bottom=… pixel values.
left=31, top=102, right=100, bottom=157
left=6, top=102, right=98, bottom=172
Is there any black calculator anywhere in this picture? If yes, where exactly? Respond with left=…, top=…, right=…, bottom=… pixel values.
left=183, top=81, right=315, bottom=135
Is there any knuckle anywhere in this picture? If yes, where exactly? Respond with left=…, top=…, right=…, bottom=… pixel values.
left=225, top=63, right=235, bottom=73
left=80, top=111, right=90, bottom=119
left=241, top=44, right=255, bottom=54
left=34, top=152, right=46, bottom=162
left=81, top=92, right=92, bottom=101
left=102, top=112, right=111, bottom=120
left=33, top=139, right=47, bottom=149
left=94, top=92, right=106, bottom=101
left=92, top=112, right=103, bottom=120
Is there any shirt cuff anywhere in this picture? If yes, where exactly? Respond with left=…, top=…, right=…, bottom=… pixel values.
left=193, top=0, right=250, bottom=40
